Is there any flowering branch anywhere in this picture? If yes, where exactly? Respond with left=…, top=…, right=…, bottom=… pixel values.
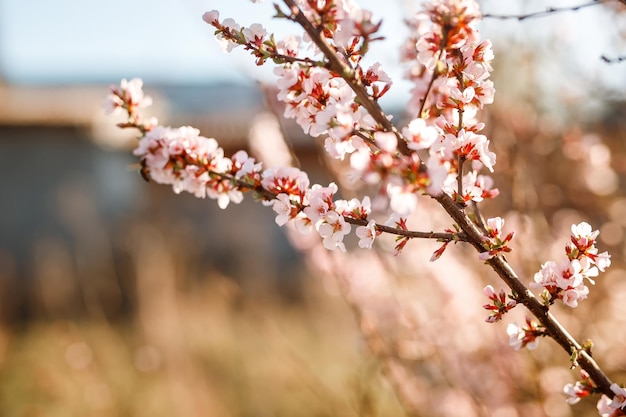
left=280, top=0, right=410, bottom=155
left=104, top=0, right=624, bottom=414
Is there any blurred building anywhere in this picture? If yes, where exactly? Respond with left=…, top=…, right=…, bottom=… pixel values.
left=0, top=79, right=321, bottom=322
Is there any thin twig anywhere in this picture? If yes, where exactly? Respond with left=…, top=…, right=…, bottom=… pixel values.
left=344, top=217, right=469, bottom=242
left=601, top=54, right=626, bottom=63
left=482, top=0, right=605, bottom=21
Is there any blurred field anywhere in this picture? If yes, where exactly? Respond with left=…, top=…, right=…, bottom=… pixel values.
left=0, top=266, right=406, bottom=417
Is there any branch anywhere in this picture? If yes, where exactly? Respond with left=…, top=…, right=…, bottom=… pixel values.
left=280, top=0, right=618, bottom=401
left=601, top=54, right=626, bottom=63
left=434, top=193, right=615, bottom=397
left=344, top=217, right=469, bottom=242
left=482, top=0, right=605, bottom=21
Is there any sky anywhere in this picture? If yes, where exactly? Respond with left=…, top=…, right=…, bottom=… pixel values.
left=0, top=0, right=623, bottom=106
left=0, top=0, right=409, bottom=86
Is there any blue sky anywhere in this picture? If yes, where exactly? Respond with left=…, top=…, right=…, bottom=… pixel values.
left=0, top=0, right=409, bottom=86
left=0, top=0, right=232, bottom=83
left=0, top=0, right=623, bottom=104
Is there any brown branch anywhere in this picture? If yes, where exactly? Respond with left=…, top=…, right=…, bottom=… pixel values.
left=200, top=169, right=469, bottom=242
left=280, top=0, right=619, bottom=402
left=434, top=193, right=615, bottom=397
left=601, top=54, right=626, bottom=63
left=482, top=0, right=605, bottom=21
left=344, top=217, right=469, bottom=242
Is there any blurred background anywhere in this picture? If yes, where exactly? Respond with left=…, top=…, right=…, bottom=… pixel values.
left=0, top=0, right=625, bottom=416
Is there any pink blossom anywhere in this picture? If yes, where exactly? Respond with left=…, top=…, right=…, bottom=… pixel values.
left=487, top=217, right=504, bottom=237
left=103, top=78, right=152, bottom=116
left=275, top=35, right=300, bottom=56
left=243, top=23, right=267, bottom=43
left=609, top=384, right=626, bottom=411
left=561, top=286, right=588, bottom=308
left=563, top=382, right=588, bottom=405
left=356, top=220, right=377, bottom=249
left=441, top=129, right=496, bottom=172
left=531, top=260, right=560, bottom=289
left=272, top=193, right=295, bottom=226
left=317, top=211, right=352, bottom=252
left=387, top=182, right=418, bottom=217
left=594, top=251, right=612, bottom=272
left=597, top=385, right=626, bottom=417
left=232, top=150, right=263, bottom=181
left=506, top=321, right=540, bottom=351
left=450, top=86, right=475, bottom=104
left=365, top=62, right=392, bottom=84
left=303, top=183, right=338, bottom=224
left=216, top=18, right=241, bottom=53
left=202, top=10, right=219, bottom=25
left=374, top=131, right=398, bottom=153
left=571, top=222, right=599, bottom=244
left=597, top=395, right=615, bottom=417
left=324, top=135, right=361, bottom=160
left=402, top=118, right=439, bottom=150
left=335, top=196, right=371, bottom=219
left=415, top=36, right=441, bottom=70
left=261, top=166, right=310, bottom=199
left=556, top=259, right=585, bottom=289
left=482, top=284, right=496, bottom=299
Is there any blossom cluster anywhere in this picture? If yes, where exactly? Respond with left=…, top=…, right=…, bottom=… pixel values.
left=482, top=284, right=517, bottom=323
left=203, top=0, right=498, bottom=220
left=564, top=371, right=626, bottom=417
left=400, top=0, right=497, bottom=204
left=597, top=384, right=626, bottom=417
left=105, top=79, right=387, bottom=252
left=479, top=217, right=515, bottom=260
left=104, top=0, right=622, bottom=414
left=531, top=222, right=611, bottom=308
left=103, top=78, right=156, bottom=130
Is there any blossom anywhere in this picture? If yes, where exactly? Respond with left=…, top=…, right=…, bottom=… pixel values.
left=440, top=129, right=496, bottom=172
left=303, top=183, right=338, bottom=224
left=532, top=222, right=610, bottom=307
left=275, top=35, right=300, bottom=56
left=609, top=384, right=626, bottom=411
left=402, top=117, right=439, bottom=150
left=232, top=150, right=263, bottom=182
left=483, top=285, right=516, bottom=323
left=563, top=370, right=596, bottom=406
left=272, top=193, right=296, bottom=226
left=243, top=23, right=267, bottom=43
left=202, top=10, right=219, bottom=25
left=597, top=385, right=626, bottom=417
left=317, top=211, right=352, bottom=252
left=356, top=220, right=377, bottom=249
left=387, top=182, right=418, bottom=217
left=261, top=166, right=310, bottom=199
left=506, top=319, right=542, bottom=351
left=103, top=78, right=152, bottom=116
left=374, top=131, right=398, bottom=153
left=479, top=217, right=514, bottom=260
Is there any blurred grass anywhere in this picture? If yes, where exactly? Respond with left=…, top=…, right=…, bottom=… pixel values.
left=0, top=277, right=406, bottom=417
